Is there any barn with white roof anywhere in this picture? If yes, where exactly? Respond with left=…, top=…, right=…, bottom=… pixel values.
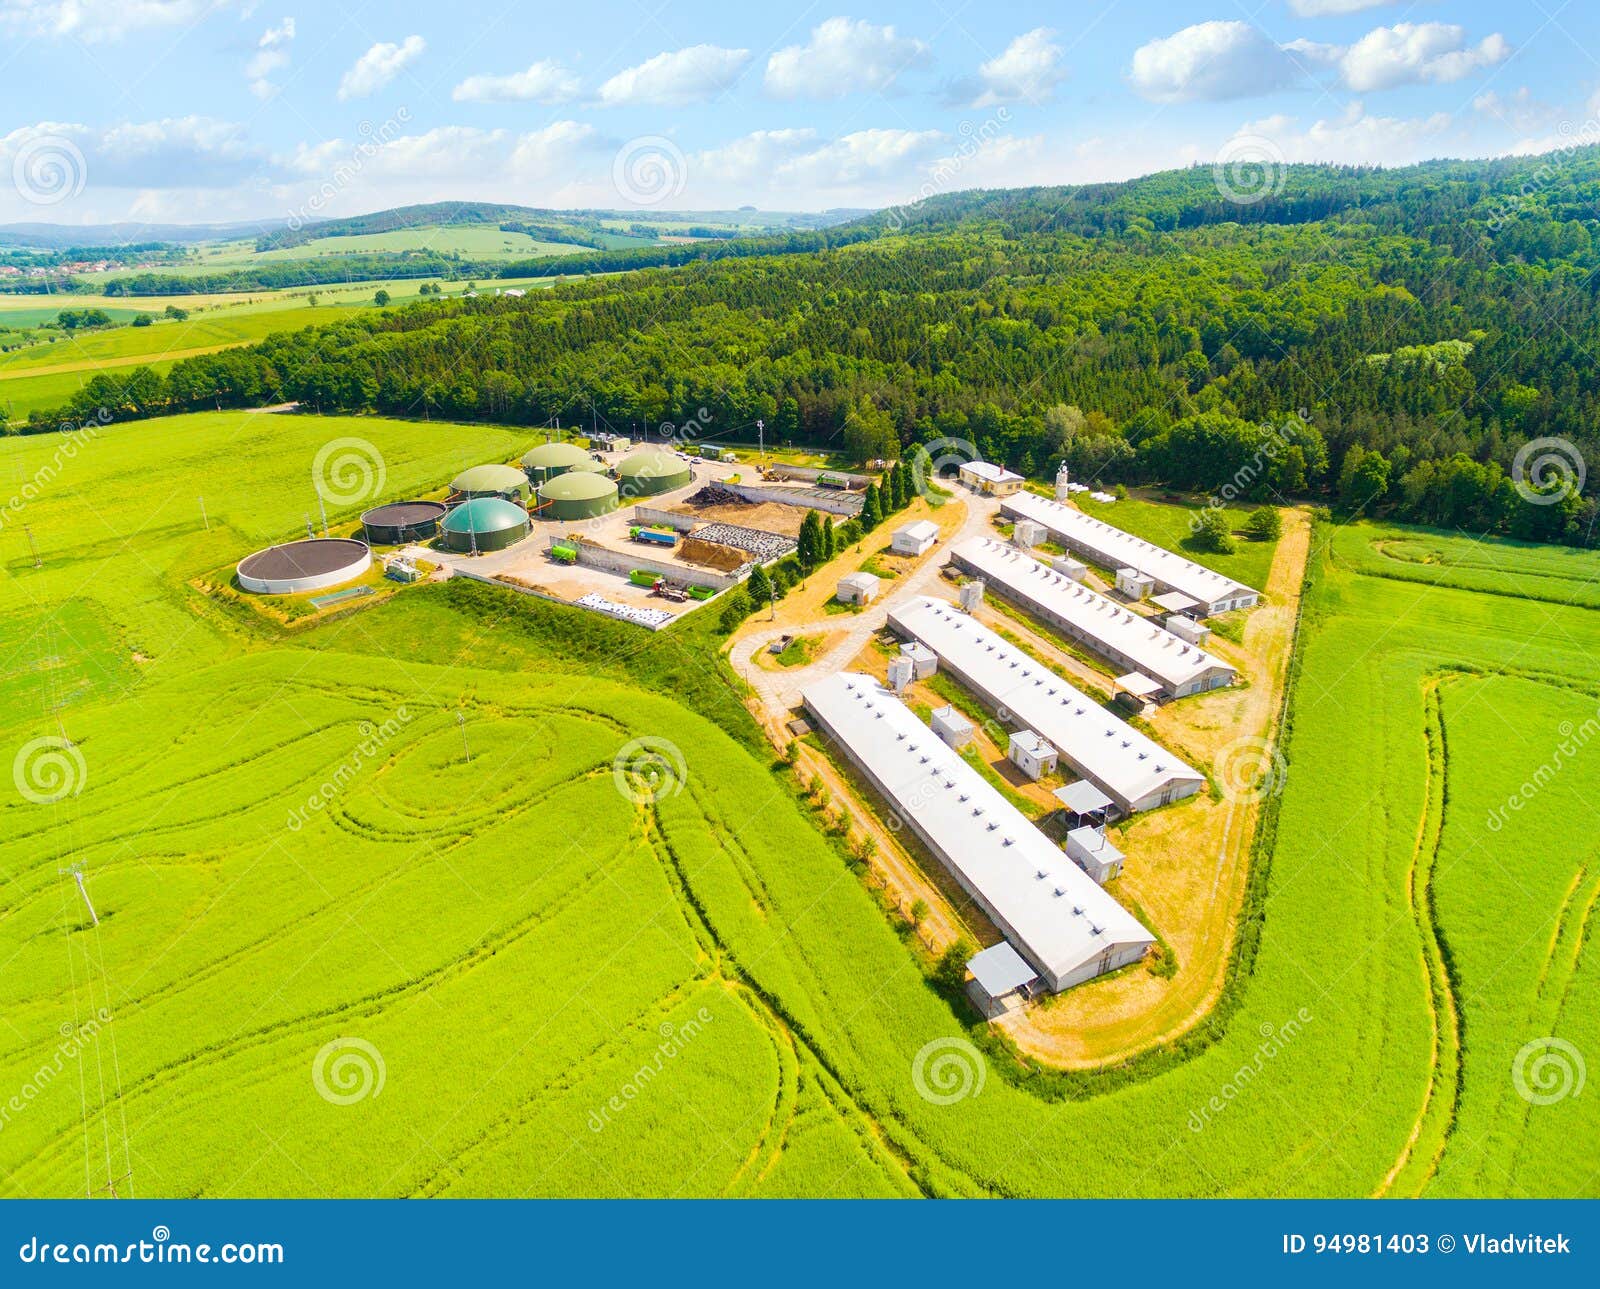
left=949, top=538, right=1236, bottom=700
left=803, top=673, right=1154, bottom=997
left=888, top=596, right=1205, bottom=814
left=1001, top=492, right=1259, bottom=616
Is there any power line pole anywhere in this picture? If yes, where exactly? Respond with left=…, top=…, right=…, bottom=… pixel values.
left=456, top=711, right=471, bottom=762
left=198, top=496, right=210, bottom=531
left=757, top=419, right=765, bottom=463
left=61, top=862, right=99, bottom=927
left=23, top=523, right=41, bottom=568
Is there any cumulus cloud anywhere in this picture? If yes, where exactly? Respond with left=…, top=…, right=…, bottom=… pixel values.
left=774, top=128, right=946, bottom=189
left=246, top=17, right=294, bottom=100
left=1235, top=102, right=1454, bottom=165
left=597, top=45, right=749, bottom=106
left=1473, top=88, right=1555, bottom=133
left=0, top=0, right=237, bottom=41
left=691, top=129, right=819, bottom=185
left=337, top=35, right=426, bottom=101
left=452, top=59, right=580, bottom=104
left=0, top=117, right=269, bottom=194
left=1339, top=23, right=1510, bottom=92
left=967, top=28, right=1066, bottom=106
left=764, top=18, right=928, bottom=99
left=1129, top=21, right=1301, bottom=103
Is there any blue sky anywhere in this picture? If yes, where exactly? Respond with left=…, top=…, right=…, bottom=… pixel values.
left=1, top=0, right=1597, bottom=225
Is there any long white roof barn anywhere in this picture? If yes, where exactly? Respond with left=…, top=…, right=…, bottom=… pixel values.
left=802, top=672, right=1154, bottom=993
left=950, top=537, right=1236, bottom=699
left=888, top=597, right=1205, bottom=814
left=1001, top=492, right=1258, bottom=615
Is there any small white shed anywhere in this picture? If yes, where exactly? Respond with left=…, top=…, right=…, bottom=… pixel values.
left=1007, top=730, right=1057, bottom=780
left=966, top=941, right=1039, bottom=1015
left=899, top=641, right=938, bottom=679
left=1052, top=555, right=1087, bottom=581
left=891, top=519, right=939, bottom=557
left=931, top=705, right=974, bottom=750
left=1116, top=567, right=1156, bottom=599
left=1013, top=519, right=1047, bottom=549
left=1165, top=614, right=1212, bottom=646
left=1066, top=825, right=1125, bottom=885
left=836, top=571, right=880, bottom=605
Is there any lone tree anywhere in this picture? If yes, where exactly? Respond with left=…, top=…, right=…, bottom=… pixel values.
left=1245, top=506, right=1282, bottom=541
left=1193, top=508, right=1237, bottom=553
left=373, top=289, right=391, bottom=306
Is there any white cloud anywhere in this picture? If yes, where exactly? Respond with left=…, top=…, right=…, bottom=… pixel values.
left=692, top=129, right=819, bottom=185
left=1236, top=102, right=1454, bottom=165
left=0, top=117, right=269, bottom=199
left=774, top=128, right=945, bottom=189
left=246, top=17, right=294, bottom=100
left=452, top=59, right=580, bottom=104
left=597, top=44, right=749, bottom=107
left=0, top=0, right=236, bottom=41
left=1473, top=88, right=1555, bottom=133
left=967, top=28, right=1066, bottom=107
left=337, top=35, right=426, bottom=101
left=1287, top=0, right=1393, bottom=15
left=508, top=121, right=603, bottom=175
left=1339, top=23, right=1509, bottom=92
left=1130, top=21, right=1300, bottom=103
left=764, top=18, right=928, bottom=99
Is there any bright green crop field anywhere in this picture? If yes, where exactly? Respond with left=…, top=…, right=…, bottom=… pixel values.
left=0, top=416, right=1595, bottom=1197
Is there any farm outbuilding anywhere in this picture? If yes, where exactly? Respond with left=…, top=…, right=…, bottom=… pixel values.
left=451, top=464, right=530, bottom=502
left=361, top=500, right=447, bottom=545
left=1067, top=825, right=1125, bottom=885
left=237, top=538, right=371, bottom=595
left=888, top=596, right=1205, bottom=814
left=1000, top=492, right=1259, bottom=616
left=951, top=539, right=1236, bottom=700
left=1008, top=730, right=1057, bottom=780
left=958, top=461, right=1025, bottom=495
left=441, top=497, right=531, bottom=554
left=521, top=442, right=595, bottom=484
left=537, top=471, right=620, bottom=520
left=836, top=572, right=880, bottom=605
left=931, top=705, right=974, bottom=749
left=615, top=449, right=692, bottom=497
left=801, top=673, right=1153, bottom=994
left=891, top=519, right=938, bottom=556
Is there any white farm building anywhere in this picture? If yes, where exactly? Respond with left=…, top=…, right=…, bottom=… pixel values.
left=888, top=596, right=1205, bottom=814
left=1001, top=492, right=1259, bottom=616
left=949, top=539, right=1236, bottom=700
left=802, top=673, right=1154, bottom=994
left=891, top=519, right=939, bottom=556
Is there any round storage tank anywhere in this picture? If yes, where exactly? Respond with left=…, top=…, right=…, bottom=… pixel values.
left=361, top=500, right=448, bottom=545
left=237, top=538, right=372, bottom=595
left=615, top=448, right=692, bottom=497
left=521, top=442, right=594, bottom=484
left=441, top=497, right=531, bottom=553
left=451, top=463, right=530, bottom=501
left=538, top=471, right=619, bottom=520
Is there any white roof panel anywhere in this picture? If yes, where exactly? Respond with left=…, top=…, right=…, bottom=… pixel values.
left=949, top=540, right=1234, bottom=694
left=1002, top=493, right=1256, bottom=607
left=889, top=596, right=1204, bottom=810
left=968, top=942, right=1038, bottom=996
left=803, top=673, right=1153, bottom=984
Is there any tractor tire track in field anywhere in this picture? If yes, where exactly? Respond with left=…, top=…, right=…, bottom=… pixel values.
left=656, top=782, right=986, bottom=1198
left=7, top=792, right=625, bottom=1194
left=1376, top=676, right=1462, bottom=1197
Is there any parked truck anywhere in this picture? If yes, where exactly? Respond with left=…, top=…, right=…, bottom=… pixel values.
left=629, top=526, right=677, bottom=547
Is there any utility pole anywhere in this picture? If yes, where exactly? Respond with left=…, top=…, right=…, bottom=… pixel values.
left=757, top=419, right=765, bottom=463
left=456, top=711, right=471, bottom=762
left=305, top=514, right=315, bottom=539
left=316, top=492, right=330, bottom=537
left=62, top=862, right=98, bottom=927
left=198, top=496, right=210, bottom=531
left=23, top=523, right=41, bottom=568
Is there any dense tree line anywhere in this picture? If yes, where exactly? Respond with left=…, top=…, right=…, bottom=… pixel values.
left=26, top=149, right=1600, bottom=545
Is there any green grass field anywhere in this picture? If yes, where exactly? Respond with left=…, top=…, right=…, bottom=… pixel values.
left=0, top=416, right=1594, bottom=1197
left=1074, top=490, right=1279, bottom=592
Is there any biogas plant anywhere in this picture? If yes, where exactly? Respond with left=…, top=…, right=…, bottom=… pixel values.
left=231, top=438, right=863, bottom=630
